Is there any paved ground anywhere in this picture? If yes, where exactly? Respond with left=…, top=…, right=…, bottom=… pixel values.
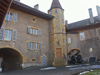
left=1, top=64, right=100, bottom=75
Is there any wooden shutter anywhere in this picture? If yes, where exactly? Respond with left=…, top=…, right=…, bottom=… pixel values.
left=40, top=43, right=42, bottom=50
left=27, top=27, right=31, bottom=34
left=27, top=42, right=30, bottom=49
left=39, top=29, right=42, bottom=35
left=13, top=12, right=18, bottom=22
left=0, top=28, right=4, bottom=40
left=13, top=30, right=17, bottom=42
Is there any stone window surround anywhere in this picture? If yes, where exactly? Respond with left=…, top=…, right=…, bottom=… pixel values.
left=27, top=41, right=42, bottom=51
left=79, top=31, right=86, bottom=41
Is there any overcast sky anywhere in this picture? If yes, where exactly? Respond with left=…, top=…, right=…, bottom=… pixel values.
left=21, top=0, right=100, bottom=24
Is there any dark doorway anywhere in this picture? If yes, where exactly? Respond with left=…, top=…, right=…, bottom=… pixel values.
left=0, top=47, right=23, bottom=71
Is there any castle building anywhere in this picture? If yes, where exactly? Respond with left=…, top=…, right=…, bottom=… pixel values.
left=0, top=0, right=67, bottom=71
left=66, top=6, right=100, bottom=63
left=0, top=0, right=100, bottom=72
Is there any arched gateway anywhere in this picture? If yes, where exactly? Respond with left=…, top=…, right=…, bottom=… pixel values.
left=0, top=46, right=23, bottom=72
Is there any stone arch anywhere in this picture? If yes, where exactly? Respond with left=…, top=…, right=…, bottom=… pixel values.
left=0, top=46, right=24, bottom=71
left=68, top=48, right=80, bottom=53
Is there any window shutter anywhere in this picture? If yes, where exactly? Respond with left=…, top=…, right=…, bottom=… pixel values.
left=13, top=30, right=17, bottom=42
left=27, top=42, right=30, bottom=49
left=40, top=43, right=42, bottom=50
left=14, top=12, right=18, bottom=22
left=39, top=29, right=42, bottom=35
left=27, top=27, right=31, bottom=34
left=0, top=28, right=4, bottom=40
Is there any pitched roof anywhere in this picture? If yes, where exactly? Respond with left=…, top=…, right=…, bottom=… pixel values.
left=49, top=0, right=63, bottom=10
left=11, top=1, right=54, bottom=21
left=66, top=16, right=100, bottom=33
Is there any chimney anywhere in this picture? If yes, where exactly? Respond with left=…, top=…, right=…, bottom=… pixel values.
left=96, top=5, right=100, bottom=20
left=88, top=8, right=94, bottom=23
left=34, top=4, right=39, bottom=10
left=65, top=20, right=68, bottom=28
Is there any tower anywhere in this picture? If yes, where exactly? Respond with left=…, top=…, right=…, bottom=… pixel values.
left=48, top=0, right=67, bottom=66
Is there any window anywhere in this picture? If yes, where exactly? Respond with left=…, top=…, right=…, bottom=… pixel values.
left=36, top=29, right=38, bottom=35
left=27, top=42, right=34, bottom=50
left=61, top=19, right=64, bottom=23
left=0, top=28, right=17, bottom=41
left=63, top=39, right=65, bottom=43
left=13, top=12, right=18, bottom=22
left=57, top=41, right=60, bottom=46
left=79, top=32, right=86, bottom=41
left=4, top=30, right=12, bottom=41
left=55, top=10, right=57, bottom=14
left=33, top=19, right=35, bottom=22
left=33, top=29, right=36, bottom=35
left=27, top=42, right=42, bottom=50
left=27, top=27, right=42, bottom=36
left=30, top=42, right=34, bottom=50
left=68, top=37, right=71, bottom=44
left=5, top=12, right=12, bottom=21
left=35, top=43, right=38, bottom=50
left=62, top=29, right=64, bottom=33
left=32, top=19, right=36, bottom=23
left=30, top=58, right=36, bottom=62
left=30, top=28, right=33, bottom=34
left=60, top=10, right=63, bottom=14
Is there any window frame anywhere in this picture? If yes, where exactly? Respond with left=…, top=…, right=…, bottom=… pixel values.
left=79, top=31, right=86, bottom=41
left=32, top=18, right=37, bottom=23
left=27, top=41, right=42, bottom=50
left=28, top=26, right=40, bottom=35
left=67, top=36, right=72, bottom=44
left=4, top=29, right=13, bottom=41
left=55, top=10, right=57, bottom=14
left=5, top=12, right=12, bottom=21
left=30, top=58, right=36, bottom=62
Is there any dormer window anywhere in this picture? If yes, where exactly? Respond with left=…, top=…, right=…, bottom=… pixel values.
left=55, top=10, right=57, bottom=14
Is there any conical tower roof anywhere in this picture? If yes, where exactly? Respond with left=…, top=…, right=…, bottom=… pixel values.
left=49, top=0, right=63, bottom=10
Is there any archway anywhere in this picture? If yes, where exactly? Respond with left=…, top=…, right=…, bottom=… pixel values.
left=68, top=48, right=83, bottom=64
left=0, top=47, right=23, bottom=71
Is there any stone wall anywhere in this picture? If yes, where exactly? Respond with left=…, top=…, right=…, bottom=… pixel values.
left=1, top=8, right=50, bottom=67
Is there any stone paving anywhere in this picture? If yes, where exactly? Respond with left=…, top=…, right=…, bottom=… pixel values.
left=0, top=64, right=100, bottom=75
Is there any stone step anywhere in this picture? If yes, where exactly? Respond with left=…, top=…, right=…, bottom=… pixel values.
left=53, top=57, right=67, bottom=66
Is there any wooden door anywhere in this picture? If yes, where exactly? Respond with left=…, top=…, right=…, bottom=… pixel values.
left=56, top=48, right=62, bottom=57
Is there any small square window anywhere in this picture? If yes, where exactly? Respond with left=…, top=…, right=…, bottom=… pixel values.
left=32, top=58, right=36, bottom=61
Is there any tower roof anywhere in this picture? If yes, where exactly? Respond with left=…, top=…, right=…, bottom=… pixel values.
left=49, top=0, right=63, bottom=10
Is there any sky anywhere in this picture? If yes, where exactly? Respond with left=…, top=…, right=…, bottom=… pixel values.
left=20, top=0, right=100, bottom=24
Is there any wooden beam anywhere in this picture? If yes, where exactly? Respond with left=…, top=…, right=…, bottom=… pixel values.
left=0, top=8, right=6, bottom=13
left=0, top=3, right=7, bottom=11
left=2, top=1, right=9, bottom=7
